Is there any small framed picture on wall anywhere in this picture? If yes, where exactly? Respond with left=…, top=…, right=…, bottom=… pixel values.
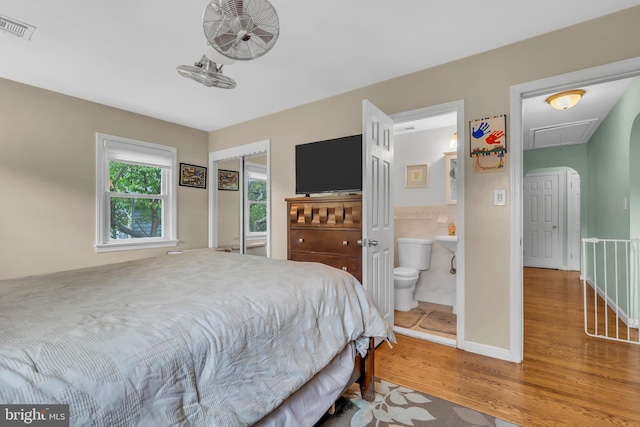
left=179, top=163, right=207, bottom=189
left=405, top=164, right=429, bottom=188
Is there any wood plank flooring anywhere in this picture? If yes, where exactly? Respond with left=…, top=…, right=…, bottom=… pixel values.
left=374, top=268, right=640, bottom=426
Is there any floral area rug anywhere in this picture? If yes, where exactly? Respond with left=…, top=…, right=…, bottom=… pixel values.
left=316, top=379, right=519, bottom=427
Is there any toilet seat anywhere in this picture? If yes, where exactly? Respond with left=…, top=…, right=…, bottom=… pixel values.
left=394, top=267, right=418, bottom=277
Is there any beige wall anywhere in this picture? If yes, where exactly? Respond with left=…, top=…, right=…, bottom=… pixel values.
left=0, top=79, right=209, bottom=280
left=208, top=7, right=640, bottom=350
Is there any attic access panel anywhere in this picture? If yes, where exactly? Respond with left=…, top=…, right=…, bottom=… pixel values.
left=529, top=119, right=598, bottom=149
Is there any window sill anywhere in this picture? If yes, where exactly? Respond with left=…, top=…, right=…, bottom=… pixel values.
left=95, top=239, right=179, bottom=253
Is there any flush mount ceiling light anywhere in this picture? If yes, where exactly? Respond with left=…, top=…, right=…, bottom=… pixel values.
left=545, top=89, right=586, bottom=110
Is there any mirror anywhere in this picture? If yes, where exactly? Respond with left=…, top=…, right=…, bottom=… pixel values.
left=210, top=139, right=270, bottom=256
left=244, top=155, right=268, bottom=256
left=216, top=158, right=242, bottom=251
left=445, top=152, right=457, bottom=204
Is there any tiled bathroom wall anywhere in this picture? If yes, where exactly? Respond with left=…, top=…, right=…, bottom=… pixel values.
left=394, top=205, right=457, bottom=311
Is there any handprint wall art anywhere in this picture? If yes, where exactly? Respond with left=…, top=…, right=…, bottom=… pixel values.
left=469, top=114, right=507, bottom=173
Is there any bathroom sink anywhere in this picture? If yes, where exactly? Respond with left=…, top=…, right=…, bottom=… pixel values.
left=435, top=235, right=457, bottom=254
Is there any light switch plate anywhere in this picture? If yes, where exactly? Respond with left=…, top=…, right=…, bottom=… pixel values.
left=494, top=189, right=506, bottom=206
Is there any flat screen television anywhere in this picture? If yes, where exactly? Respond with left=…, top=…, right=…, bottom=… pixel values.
left=295, top=134, right=362, bottom=195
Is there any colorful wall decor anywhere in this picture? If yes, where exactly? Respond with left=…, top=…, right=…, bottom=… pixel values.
left=469, top=115, right=507, bottom=173
left=179, top=163, right=208, bottom=188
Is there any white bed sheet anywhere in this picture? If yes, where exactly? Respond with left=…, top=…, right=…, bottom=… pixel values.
left=254, top=342, right=356, bottom=427
left=0, top=250, right=393, bottom=426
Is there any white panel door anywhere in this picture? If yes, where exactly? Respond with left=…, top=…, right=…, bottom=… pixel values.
left=362, top=100, right=394, bottom=330
left=524, top=172, right=561, bottom=269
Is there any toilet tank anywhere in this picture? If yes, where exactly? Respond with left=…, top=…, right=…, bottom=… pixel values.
left=397, top=237, right=433, bottom=270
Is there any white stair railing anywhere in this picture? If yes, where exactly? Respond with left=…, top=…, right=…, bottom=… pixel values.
left=582, top=237, right=640, bottom=344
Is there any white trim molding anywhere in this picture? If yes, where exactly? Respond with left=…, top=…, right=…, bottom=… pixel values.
left=95, top=133, right=178, bottom=252
left=209, top=139, right=271, bottom=256
left=509, top=56, right=640, bottom=363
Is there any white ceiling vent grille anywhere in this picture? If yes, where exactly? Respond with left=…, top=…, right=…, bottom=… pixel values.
left=0, top=14, right=35, bottom=39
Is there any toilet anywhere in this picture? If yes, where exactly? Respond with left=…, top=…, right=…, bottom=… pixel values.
left=394, top=237, right=433, bottom=311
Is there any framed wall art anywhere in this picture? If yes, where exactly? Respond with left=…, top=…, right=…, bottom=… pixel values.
left=469, top=115, right=507, bottom=157
left=405, top=163, right=429, bottom=188
left=218, top=169, right=239, bottom=191
left=470, top=114, right=507, bottom=174
left=179, top=163, right=207, bottom=189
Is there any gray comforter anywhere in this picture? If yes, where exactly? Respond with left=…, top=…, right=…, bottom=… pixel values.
left=0, top=250, right=393, bottom=426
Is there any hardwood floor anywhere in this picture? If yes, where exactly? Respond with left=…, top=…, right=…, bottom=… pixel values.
left=374, top=268, right=640, bottom=426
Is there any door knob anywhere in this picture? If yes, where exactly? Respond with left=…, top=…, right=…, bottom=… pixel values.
left=357, top=239, right=379, bottom=247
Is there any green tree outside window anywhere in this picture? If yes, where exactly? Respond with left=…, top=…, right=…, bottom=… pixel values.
left=109, top=162, right=163, bottom=239
left=247, top=175, right=267, bottom=233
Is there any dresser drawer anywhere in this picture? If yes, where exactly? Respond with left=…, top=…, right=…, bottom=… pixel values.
left=290, top=252, right=362, bottom=283
left=289, top=229, right=362, bottom=256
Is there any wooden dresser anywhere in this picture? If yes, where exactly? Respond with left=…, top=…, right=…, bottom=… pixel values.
left=286, top=194, right=363, bottom=283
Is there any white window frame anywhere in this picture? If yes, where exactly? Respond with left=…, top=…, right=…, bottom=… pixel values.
left=244, top=162, right=268, bottom=239
left=95, top=133, right=178, bottom=252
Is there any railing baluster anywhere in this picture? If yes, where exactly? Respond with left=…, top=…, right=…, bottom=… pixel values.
left=581, top=237, right=640, bottom=345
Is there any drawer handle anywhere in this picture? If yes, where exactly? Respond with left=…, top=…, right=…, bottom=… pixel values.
left=342, top=267, right=348, bottom=271
left=342, top=240, right=348, bottom=246
left=298, top=238, right=304, bottom=243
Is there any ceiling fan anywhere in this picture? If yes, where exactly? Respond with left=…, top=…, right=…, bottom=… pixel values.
left=203, top=0, right=280, bottom=61
left=177, top=0, right=279, bottom=88
left=176, top=47, right=237, bottom=89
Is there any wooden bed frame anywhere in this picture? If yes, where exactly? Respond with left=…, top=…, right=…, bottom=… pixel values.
left=356, top=338, right=376, bottom=401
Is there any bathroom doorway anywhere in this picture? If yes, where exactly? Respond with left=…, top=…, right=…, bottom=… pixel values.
left=390, top=101, right=465, bottom=347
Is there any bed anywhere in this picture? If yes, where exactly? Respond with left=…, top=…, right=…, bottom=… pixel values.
left=0, top=249, right=394, bottom=426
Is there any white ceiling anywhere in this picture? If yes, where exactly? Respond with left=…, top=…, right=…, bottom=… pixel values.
left=1, top=0, right=639, bottom=134
left=522, top=78, right=634, bottom=150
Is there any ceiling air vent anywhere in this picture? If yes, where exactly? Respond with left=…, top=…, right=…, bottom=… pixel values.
left=0, top=14, right=35, bottom=39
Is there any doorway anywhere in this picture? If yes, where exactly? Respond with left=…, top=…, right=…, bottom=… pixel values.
left=510, top=56, right=640, bottom=362
left=523, top=169, right=581, bottom=272
left=389, top=100, right=465, bottom=347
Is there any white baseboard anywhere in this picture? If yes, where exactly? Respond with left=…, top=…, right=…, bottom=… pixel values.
left=457, top=339, right=516, bottom=362
left=393, top=326, right=457, bottom=348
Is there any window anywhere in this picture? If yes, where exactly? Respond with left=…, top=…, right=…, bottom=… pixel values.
left=245, top=163, right=268, bottom=237
left=95, top=133, right=177, bottom=252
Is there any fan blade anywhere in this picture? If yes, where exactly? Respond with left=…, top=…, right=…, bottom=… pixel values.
left=214, top=32, right=238, bottom=52
left=251, top=26, right=275, bottom=44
